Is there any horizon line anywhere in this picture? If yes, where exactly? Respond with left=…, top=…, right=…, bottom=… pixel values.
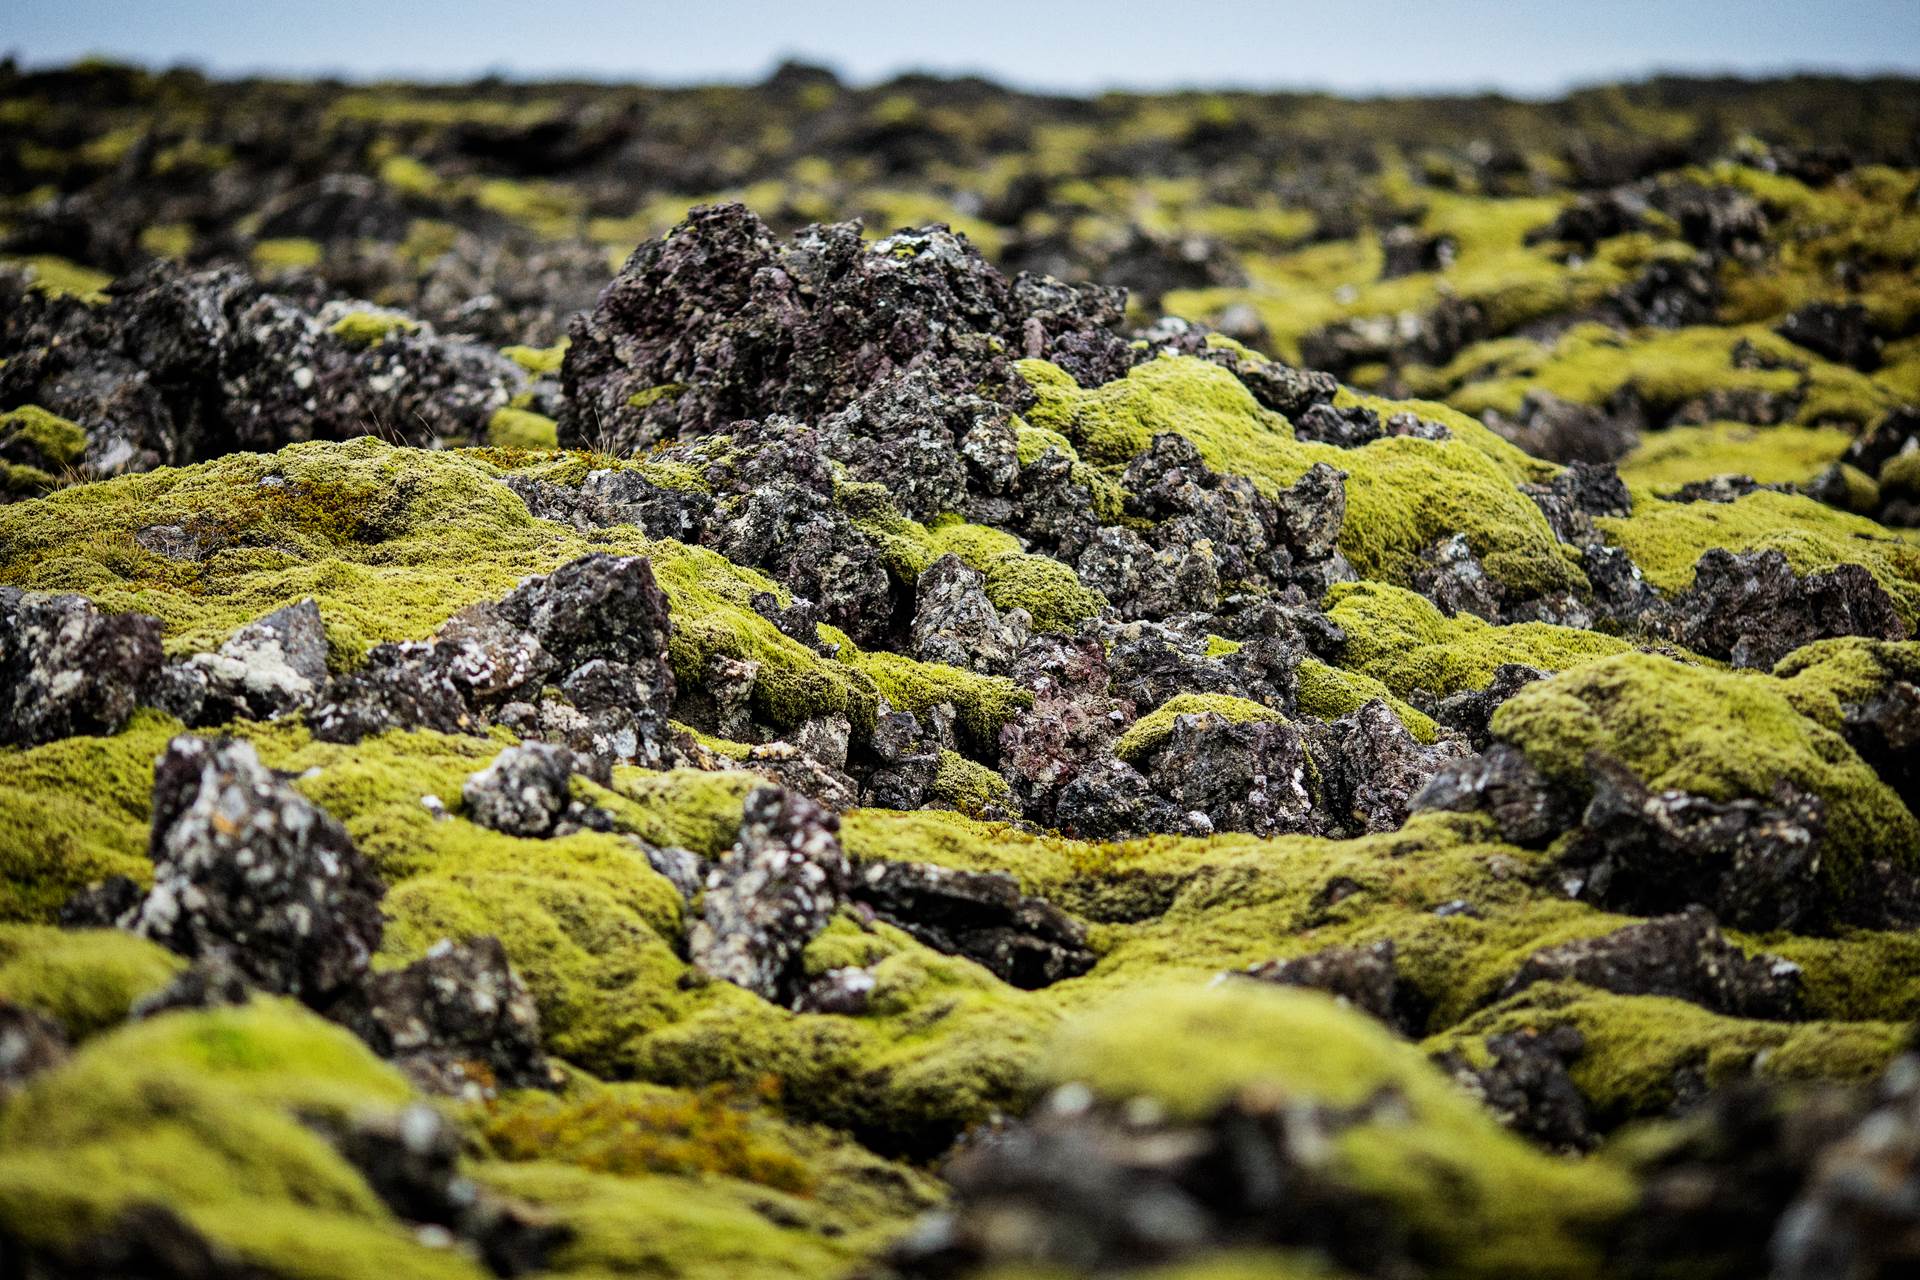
left=9, top=50, right=1920, bottom=104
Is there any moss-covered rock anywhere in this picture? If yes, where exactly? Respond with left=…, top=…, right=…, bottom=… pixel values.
left=1115, top=692, right=1283, bottom=762
left=0, top=1000, right=485, bottom=1280
left=1492, top=652, right=1920, bottom=875
left=1019, top=356, right=1579, bottom=597
left=1043, top=983, right=1634, bottom=1278
left=1598, top=489, right=1920, bottom=625
left=1429, top=981, right=1907, bottom=1126
left=1325, top=580, right=1636, bottom=697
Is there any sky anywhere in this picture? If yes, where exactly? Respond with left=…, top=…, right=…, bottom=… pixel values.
left=8, top=0, right=1920, bottom=97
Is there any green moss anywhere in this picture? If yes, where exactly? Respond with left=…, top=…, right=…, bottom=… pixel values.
left=1598, top=489, right=1920, bottom=625
left=646, top=545, right=870, bottom=731
left=471, top=1160, right=850, bottom=1280
left=0, top=926, right=183, bottom=1037
left=486, top=406, right=559, bottom=449
left=326, top=92, right=565, bottom=129
left=1019, top=355, right=1577, bottom=596
left=3, top=254, right=112, bottom=304
left=1125, top=1251, right=1363, bottom=1280
left=982, top=554, right=1106, bottom=633
left=624, top=935, right=1063, bottom=1150
left=1762, top=928, right=1920, bottom=1023
left=1885, top=450, right=1920, bottom=498
left=930, top=749, right=1015, bottom=818
left=326, top=309, right=419, bottom=348
left=1821, top=462, right=1883, bottom=514
left=470, top=1074, right=944, bottom=1264
left=203, top=718, right=691, bottom=1076
left=0, top=405, right=87, bottom=469
left=0, top=1000, right=483, bottom=1279
left=1295, top=658, right=1439, bottom=742
left=1618, top=421, right=1854, bottom=491
left=473, top=178, right=580, bottom=239
left=476, top=1082, right=816, bottom=1191
left=1114, top=693, right=1283, bottom=763
left=849, top=650, right=1031, bottom=745
left=1, top=461, right=57, bottom=498
left=1492, top=652, right=1920, bottom=878
left=375, top=153, right=438, bottom=197
left=1431, top=982, right=1906, bottom=1126
left=0, top=707, right=176, bottom=923
left=1014, top=422, right=1078, bottom=466
left=1420, top=324, right=1896, bottom=429
left=1325, top=581, right=1635, bottom=698
left=1166, top=188, right=1648, bottom=371
left=0, top=439, right=646, bottom=661
left=853, top=508, right=1106, bottom=636
left=629, top=383, right=689, bottom=410
left=502, top=339, right=568, bottom=377
left=152, top=140, right=233, bottom=176
left=397, top=218, right=460, bottom=266
left=1044, top=983, right=1632, bottom=1278
left=1772, top=638, right=1920, bottom=731
left=250, top=237, right=322, bottom=272
left=603, top=767, right=759, bottom=857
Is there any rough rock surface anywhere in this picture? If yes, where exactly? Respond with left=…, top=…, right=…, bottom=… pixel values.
left=150, top=598, right=330, bottom=725
left=561, top=203, right=1127, bottom=452
left=689, top=787, right=851, bottom=1003
left=1242, top=941, right=1420, bottom=1035
left=1674, top=548, right=1908, bottom=669
left=851, top=861, right=1094, bottom=989
left=1497, top=907, right=1802, bottom=1019
left=317, top=552, right=677, bottom=768
left=135, top=735, right=385, bottom=1005
left=891, top=1084, right=1431, bottom=1277
left=0, top=588, right=162, bottom=745
left=463, top=742, right=576, bottom=838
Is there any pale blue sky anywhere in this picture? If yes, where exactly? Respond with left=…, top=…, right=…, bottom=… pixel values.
left=9, top=0, right=1919, bottom=96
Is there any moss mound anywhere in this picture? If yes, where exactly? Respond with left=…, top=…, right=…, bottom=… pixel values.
left=1044, top=983, right=1634, bottom=1279
left=1492, top=652, right=1920, bottom=874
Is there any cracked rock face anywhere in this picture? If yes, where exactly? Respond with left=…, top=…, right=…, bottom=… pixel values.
left=1565, top=756, right=1833, bottom=931
left=1496, top=906, right=1802, bottom=1020
left=911, top=553, right=1031, bottom=676
left=0, top=588, right=162, bottom=746
left=1674, top=548, right=1908, bottom=669
left=689, top=786, right=851, bottom=1003
left=135, top=735, right=385, bottom=1005
left=316, top=552, right=677, bottom=768
left=0, top=260, right=529, bottom=475
left=851, top=861, right=1094, bottom=989
left=1307, top=699, right=1472, bottom=836
left=560, top=203, right=1128, bottom=453
left=150, top=597, right=330, bottom=726
left=1144, top=711, right=1319, bottom=837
